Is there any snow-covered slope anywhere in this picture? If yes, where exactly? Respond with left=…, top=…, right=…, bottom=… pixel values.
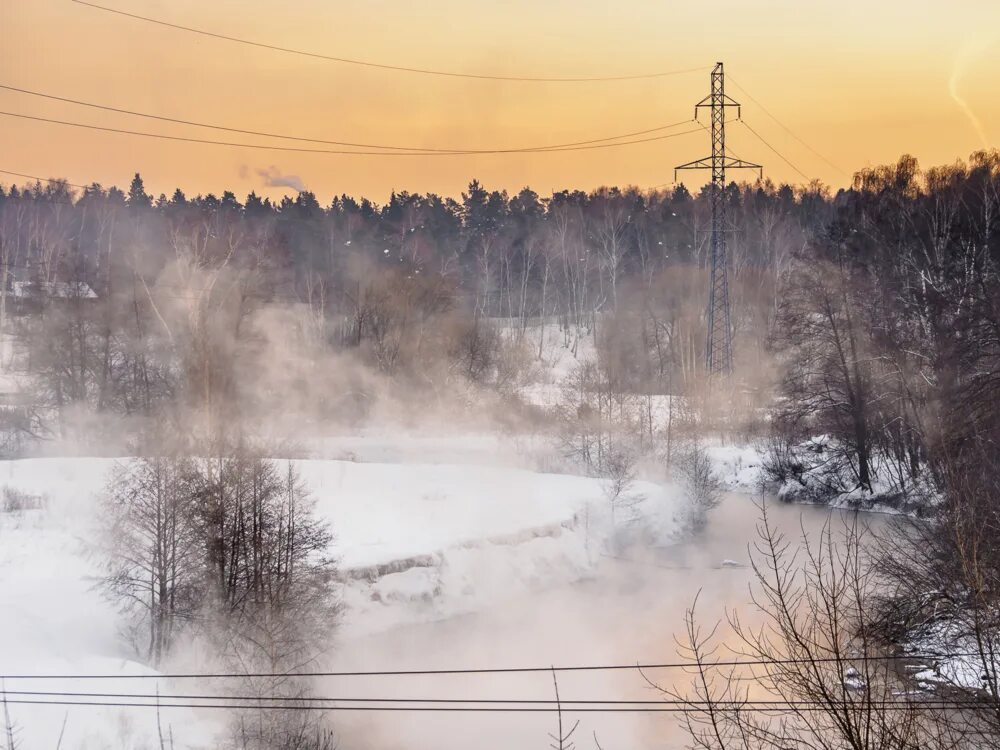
left=303, top=460, right=606, bottom=571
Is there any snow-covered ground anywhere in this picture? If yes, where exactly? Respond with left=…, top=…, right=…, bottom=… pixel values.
left=0, top=446, right=686, bottom=748
left=766, top=436, right=941, bottom=515
left=902, top=619, right=1000, bottom=694
left=302, top=457, right=681, bottom=634
left=0, top=459, right=222, bottom=748
left=705, top=443, right=765, bottom=492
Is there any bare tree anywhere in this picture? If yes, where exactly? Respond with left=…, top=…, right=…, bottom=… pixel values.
left=1, top=680, right=18, bottom=750
left=549, top=669, right=580, bottom=750
left=676, top=442, right=723, bottom=531
left=654, top=505, right=963, bottom=750
left=204, top=454, right=340, bottom=750
left=603, top=447, right=640, bottom=533
left=102, top=452, right=201, bottom=664
left=769, top=251, right=878, bottom=496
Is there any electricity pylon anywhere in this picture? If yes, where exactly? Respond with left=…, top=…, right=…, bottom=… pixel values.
left=676, top=62, right=761, bottom=377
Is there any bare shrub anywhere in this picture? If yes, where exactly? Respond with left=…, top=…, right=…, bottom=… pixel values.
left=232, top=711, right=337, bottom=750
left=675, top=442, right=723, bottom=531
left=556, top=361, right=642, bottom=475
left=223, top=618, right=338, bottom=750
left=447, top=316, right=503, bottom=383
left=1, top=486, right=46, bottom=512
left=603, top=447, right=640, bottom=530
left=346, top=263, right=455, bottom=374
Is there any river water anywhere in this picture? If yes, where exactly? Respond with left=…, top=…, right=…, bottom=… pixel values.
left=325, top=493, right=887, bottom=750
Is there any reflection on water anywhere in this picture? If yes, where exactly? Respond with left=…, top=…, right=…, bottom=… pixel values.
left=325, top=494, right=887, bottom=750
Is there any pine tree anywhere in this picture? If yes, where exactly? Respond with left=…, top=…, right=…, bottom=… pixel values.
left=127, top=172, right=151, bottom=210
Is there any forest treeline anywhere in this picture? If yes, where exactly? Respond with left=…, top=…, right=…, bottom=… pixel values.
left=0, top=168, right=821, bottom=446
left=0, top=151, right=996, bottom=506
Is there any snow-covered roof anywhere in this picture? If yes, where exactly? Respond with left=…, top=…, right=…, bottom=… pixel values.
left=10, top=280, right=97, bottom=299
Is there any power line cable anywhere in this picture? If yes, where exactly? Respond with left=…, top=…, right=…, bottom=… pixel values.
left=1, top=690, right=985, bottom=710
left=0, top=82, right=694, bottom=153
left=71, top=0, right=707, bottom=84
left=0, top=170, right=88, bottom=190
left=737, top=120, right=810, bottom=181
left=0, top=652, right=978, bottom=680
left=0, top=697, right=985, bottom=713
left=727, top=75, right=846, bottom=176
left=0, top=110, right=702, bottom=156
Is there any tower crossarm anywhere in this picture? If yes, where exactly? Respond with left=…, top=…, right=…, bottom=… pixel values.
left=674, top=157, right=762, bottom=182
left=694, top=93, right=743, bottom=118
left=674, top=156, right=713, bottom=180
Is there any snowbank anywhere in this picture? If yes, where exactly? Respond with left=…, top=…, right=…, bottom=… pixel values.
left=763, top=437, right=938, bottom=515
left=903, top=619, right=999, bottom=693
left=704, top=443, right=765, bottom=492
left=300, top=460, right=607, bottom=570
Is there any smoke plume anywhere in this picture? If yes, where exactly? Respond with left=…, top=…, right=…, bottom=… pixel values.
left=257, top=165, right=307, bottom=193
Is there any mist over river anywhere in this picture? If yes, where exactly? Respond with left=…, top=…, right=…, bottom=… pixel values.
left=326, top=494, right=888, bottom=750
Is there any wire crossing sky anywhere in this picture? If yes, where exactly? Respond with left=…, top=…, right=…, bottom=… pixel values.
left=0, top=0, right=997, bottom=200
left=71, top=0, right=711, bottom=83
left=0, top=110, right=704, bottom=157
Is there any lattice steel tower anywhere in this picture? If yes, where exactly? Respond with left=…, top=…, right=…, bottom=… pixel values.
left=676, top=62, right=761, bottom=377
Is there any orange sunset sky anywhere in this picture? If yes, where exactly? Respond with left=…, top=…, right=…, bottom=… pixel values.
left=1, top=0, right=998, bottom=203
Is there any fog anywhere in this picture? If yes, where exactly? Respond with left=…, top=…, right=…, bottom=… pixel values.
left=325, top=494, right=886, bottom=750
left=2, top=153, right=998, bottom=748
